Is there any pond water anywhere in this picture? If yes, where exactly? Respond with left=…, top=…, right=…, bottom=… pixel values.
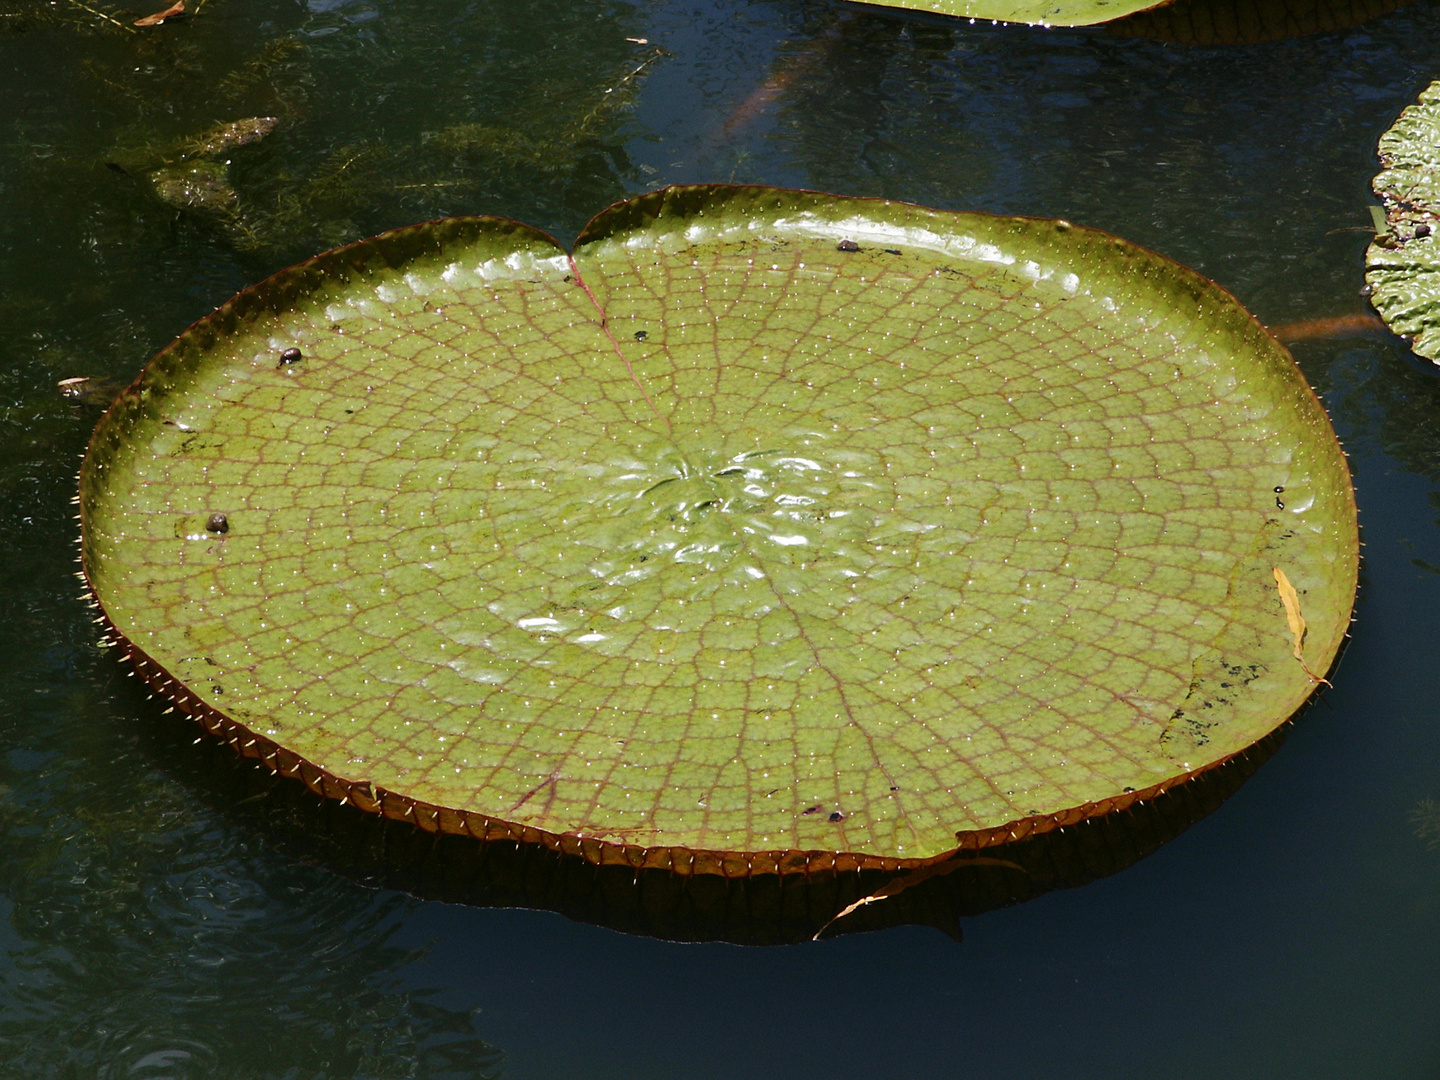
left=2, top=0, right=1439, bottom=1075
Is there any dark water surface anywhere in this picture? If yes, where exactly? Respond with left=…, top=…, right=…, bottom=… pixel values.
left=3, top=0, right=1440, bottom=1076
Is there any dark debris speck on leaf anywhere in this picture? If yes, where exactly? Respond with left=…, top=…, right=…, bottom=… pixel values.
left=828, top=810, right=845, bottom=823
left=634, top=330, right=648, bottom=341
left=206, top=512, right=229, bottom=534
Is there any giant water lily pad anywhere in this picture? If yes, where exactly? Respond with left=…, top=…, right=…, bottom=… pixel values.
left=1367, top=80, right=1440, bottom=364
left=82, top=185, right=1356, bottom=877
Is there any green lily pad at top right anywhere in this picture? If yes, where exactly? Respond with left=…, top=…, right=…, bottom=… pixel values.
left=1368, top=80, right=1440, bottom=364
left=80, top=185, right=1357, bottom=880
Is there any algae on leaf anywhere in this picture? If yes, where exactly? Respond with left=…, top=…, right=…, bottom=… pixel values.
left=80, top=186, right=1358, bottom=883
left=1367, top=80, right=1440, bottom=363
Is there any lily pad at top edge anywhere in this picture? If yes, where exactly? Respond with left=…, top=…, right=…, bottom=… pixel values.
left=847, top=0, right=1409, bottom=36
left=845, top=0, right=1169, bottom=28
left=81, top=184, right=1357, bottom=875
left=1367, top=80, right=1440, bottom=364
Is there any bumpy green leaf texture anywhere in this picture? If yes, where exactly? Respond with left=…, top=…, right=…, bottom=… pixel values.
left=1368, top=80, right=1440, bottom=364
left=82, top=186, right=1356, bottom=872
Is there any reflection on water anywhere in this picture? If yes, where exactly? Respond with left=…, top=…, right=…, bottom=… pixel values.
left=4, top=0, right=1440, bottom=1075
left=137, top=712, right=1283, bottom=944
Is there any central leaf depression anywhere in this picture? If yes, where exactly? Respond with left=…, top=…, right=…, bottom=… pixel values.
left=85, top=188, right=1354, bottom=862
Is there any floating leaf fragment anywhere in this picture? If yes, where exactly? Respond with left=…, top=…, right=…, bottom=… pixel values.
left=133, top=0, right=184, bottom=27
left=59, top=376, right=122, bottom=407
left=1273, top=566, right=1330, bottom=685
left=813, top=854, right=1028, bottom=939
left=57, top=377, right=92, bottom=398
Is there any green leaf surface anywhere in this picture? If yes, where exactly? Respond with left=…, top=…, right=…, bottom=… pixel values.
left=1367, top=80, right=1440, bottom=364
left=81, top=185, right=1357, bottom=871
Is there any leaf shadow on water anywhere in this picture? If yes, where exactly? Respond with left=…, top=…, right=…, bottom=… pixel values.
left=1103, top=0, right=1418, bottom=43
left=116, top=676, right=1296, bottom=947
left=1289, top=331, right=1440, bottom=865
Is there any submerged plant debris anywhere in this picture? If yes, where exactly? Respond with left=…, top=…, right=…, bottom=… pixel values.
left=10, top=2, right=663, bottom=257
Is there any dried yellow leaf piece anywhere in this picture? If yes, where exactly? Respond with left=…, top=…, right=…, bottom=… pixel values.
left=1274, top=566, right=1330, bottom=685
